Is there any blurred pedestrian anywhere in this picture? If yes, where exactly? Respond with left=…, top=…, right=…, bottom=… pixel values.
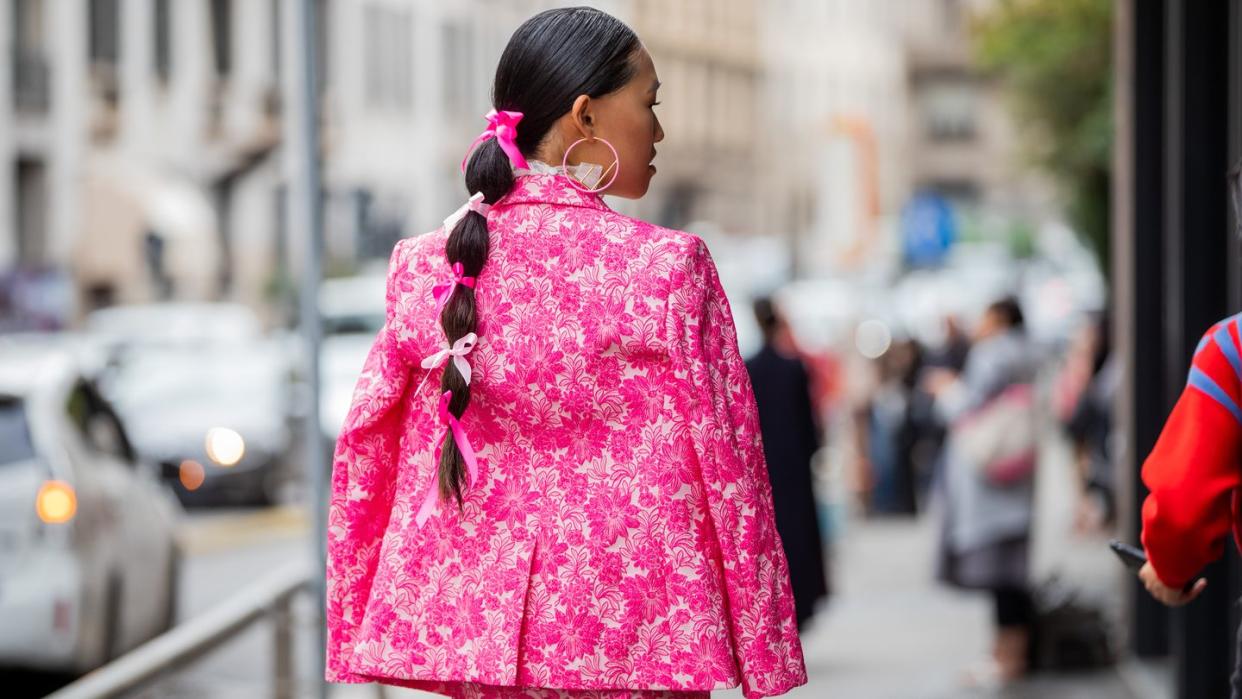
left=927, top=297, right=1037, bottom=686
left=1137, top=158, right=1242, bottom=697
left=746, top=297, right=830, bottom=629
left=928, top=315, right=971, bottom=373
left=862, top=338, right=924, bottom=515
left=324, top=8, right=807, bottom=698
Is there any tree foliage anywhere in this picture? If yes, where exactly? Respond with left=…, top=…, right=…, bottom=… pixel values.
left=973, top=0, right=1113, bottom=270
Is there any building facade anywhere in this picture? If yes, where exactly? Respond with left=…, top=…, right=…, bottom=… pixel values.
left=0, top=0, right=1043, bottom=329
left=755, top=0, right=909, bottom=275
left=625, top=0, right=760, bottom=235
left=0, top=0, right=630, bottom=328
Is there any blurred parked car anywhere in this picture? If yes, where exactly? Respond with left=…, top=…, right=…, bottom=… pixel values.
left=86, top=303, right=299, bottom=507
left=85, top=302, right=264, bottom=353
left=0, top=337, right=181, bottom=674
left=319, top=274, right=386, bottom=439
left=104, top=342, right=295, bottom=507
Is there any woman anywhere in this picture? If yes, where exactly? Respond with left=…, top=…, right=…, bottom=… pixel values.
left=927, top=297, right=1037, bottom=686
left=325, top=8, right=806, bottom=699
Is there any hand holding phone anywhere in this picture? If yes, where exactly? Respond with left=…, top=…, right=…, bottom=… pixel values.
left=1109, top=540, right=1147, bottom=572
left=1111, top=539, right=1206, bottom=605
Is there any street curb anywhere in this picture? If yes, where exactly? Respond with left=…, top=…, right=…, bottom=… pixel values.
left=180, top=506, right=310, bottom=555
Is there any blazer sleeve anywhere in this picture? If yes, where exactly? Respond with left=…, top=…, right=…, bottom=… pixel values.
left=1141, top=319, right=1242, bottom=589
left=325, top=239, right=415, bottom=682
left=666, top=237, right=808, bottom=699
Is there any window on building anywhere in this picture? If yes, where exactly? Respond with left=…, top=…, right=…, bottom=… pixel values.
left=15, top=159, right=48, bottom=267
left=13, top=0, right=49, bottom=111
left=13, top=0, right=45, bottom=53
left=923, top=178, right=980, bottom=208
left=88, top=0, right=120, bottom=110
left=271, top=0, right=282, bottom=81
left=210, top=0, right=232, bottom=78
left=364, top=4, right=413, bottom=111
left=442, top=21, right=475, bottom=118
left=154, top=0, right=171, bottom=83
left=920, top=76, right=978, bottom=142
left=660, top=182, right=699, bottom=230
left=89, top=0, right=120, bottom=66
left=353, top=189, right=407, bottom=262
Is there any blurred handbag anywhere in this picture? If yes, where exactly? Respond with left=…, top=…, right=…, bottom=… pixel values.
left=1030, top=574, right=1115, bottom=670
left=952, top=383, right=1037, bottom=486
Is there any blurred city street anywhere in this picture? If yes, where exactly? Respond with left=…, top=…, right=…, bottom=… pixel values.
left=1, top=0, right=1240, bottom=696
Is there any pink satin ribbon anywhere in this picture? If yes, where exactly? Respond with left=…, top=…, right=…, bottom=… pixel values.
left=443, top=192, right=492, bottom=233
left=461, top=109, right=529, bottom=172
left=414, top=390, right=481, bottom=527
left=421, top=333, right=477, bottom=384
left=412, top=333, right=477, bottom=396
left=433, top=262, right=476, bottom=316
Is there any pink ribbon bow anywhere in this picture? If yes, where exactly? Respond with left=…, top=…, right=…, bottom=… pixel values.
left=415, top=390, right=481, bottom=527
left=413, top=332, right=477, bottom=396
left=432, top=262, right=476, bottom=316
left=461, top=109, right=529, bottom=172
left=443, top=192, right=492, bottom=233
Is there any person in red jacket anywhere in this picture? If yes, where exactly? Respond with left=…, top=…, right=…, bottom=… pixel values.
left=1139, top=160, right=1242, bottom=694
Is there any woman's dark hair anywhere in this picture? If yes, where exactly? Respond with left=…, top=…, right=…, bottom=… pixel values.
left=438, top=8, right=641, bottom=507
left=987, top=297, right=1025, bottom=331
left=752, top=297, right=779, bottom=341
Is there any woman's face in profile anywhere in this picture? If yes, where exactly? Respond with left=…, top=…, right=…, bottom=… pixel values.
left=575, top=47, right=665, bottom=199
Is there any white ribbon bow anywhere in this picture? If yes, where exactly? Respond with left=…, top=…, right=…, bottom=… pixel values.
left=443, top=192, right=491, bottom=233
left=418, top=333, right=478, bottom=391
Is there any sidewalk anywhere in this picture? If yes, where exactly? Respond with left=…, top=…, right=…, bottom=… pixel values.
left=787, top=514, right=1134, bottom=699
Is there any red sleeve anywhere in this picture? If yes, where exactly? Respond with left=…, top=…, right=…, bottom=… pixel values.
left=1141, top=318, right=1242, bottom=588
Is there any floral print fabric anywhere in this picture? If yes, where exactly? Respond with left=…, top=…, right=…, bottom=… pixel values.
left=325, top=172, right=808, bottom=699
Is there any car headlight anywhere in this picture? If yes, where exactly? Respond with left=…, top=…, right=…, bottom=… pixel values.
left=205, top=427, right=246, bottom=467
left=37, top=481, right=77, bottom=524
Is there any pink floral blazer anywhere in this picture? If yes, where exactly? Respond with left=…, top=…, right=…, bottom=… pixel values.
left=325, top=172, right=808, bottom=698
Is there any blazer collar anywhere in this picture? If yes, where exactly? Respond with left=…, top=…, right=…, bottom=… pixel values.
left=496, top=173, right=612, bottom=212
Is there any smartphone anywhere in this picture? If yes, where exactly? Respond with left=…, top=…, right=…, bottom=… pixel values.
left=1111, top=540, right=1204, bottom=595
left=1109, top=539, right=1148, bottom=573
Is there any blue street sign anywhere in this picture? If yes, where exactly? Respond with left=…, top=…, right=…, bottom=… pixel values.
left=901, top=193, right=956, bottom=267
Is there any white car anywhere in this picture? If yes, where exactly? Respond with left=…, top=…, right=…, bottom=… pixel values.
left=107, top=342, right=296, bottom=506
left=85, top=302, right=264, bottom=350
left=0, top=337, right=182, bottom=673
left=319, top=275, right=386, bottom=438
left=85, top=303, right=300, bottom=506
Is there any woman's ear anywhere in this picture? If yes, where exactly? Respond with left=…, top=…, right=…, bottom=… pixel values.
left=570, top=94, right=595, bottom=139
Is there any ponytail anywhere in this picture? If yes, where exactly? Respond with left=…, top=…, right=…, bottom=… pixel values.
left=437, top=139, right=515, bottom=506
